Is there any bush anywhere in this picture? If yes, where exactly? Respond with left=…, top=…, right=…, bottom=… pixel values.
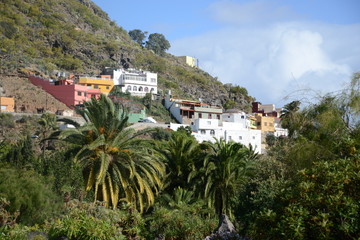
left=146, top=201, right=217, bottom=240
left=45, top=201, right=144, bottom=240
left=0, top=166, right=62, bottom=225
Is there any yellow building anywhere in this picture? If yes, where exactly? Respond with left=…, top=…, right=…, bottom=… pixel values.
left=78, top=75, right=114, bottom=94
left=0, top=96, right=15, bottom=112
left=255, top=113, right=275, bottom=133
left=178, top=56, right=198, bottom=68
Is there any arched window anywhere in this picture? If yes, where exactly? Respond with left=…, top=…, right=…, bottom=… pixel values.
left=150, top=88, right=154, bottom=92
left=127, top=85, right=131, bottom=91
left=139, top=86, right=143, bottom=91
left=201, top=130, right=206, bottom=135
left=210, top=130, right=215, bottom=136
left=144, top=87, right=149, bottom=92
left=133, top=86, right=137, bottom=91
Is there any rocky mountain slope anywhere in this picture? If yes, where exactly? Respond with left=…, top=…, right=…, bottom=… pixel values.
left=0, top=0, right=254, bottom=111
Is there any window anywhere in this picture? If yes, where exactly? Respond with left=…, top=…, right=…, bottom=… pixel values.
left=144, top=87, right=149, bottom=92
left=269, top=123, right=273, bottom=126
left=127, top=85, right=131, bottom=91
left=239, top=136, right=242, bottom=140
left=209, top=114, right=212, bottom=119
left=252, top=136, right=255, bottom=139
left=257, top=122, right=261, bottom=126
left=151, top=88, right=154, bottom=92
left=228, top=116, right=230, bottom=118
left=106, top=86, right=110, bottom=89
left=228, top=136, right=232, bottom=140
left=207, top=121, right=211, bottom=125
left=87, top=84, right=91, bottom=86
left=199, top=113, right=202, bottom=118
left=210, top=130, right=215, bottom=136
left=264, top=122, right=268, bottom=126
left=94, top=85, right=99, bottom=89
left=217, top=114, right=220, bottom=120
left=139, top=86, right=143, bottom=91
left=201, top=130, right=206, bottom=135
left=91, top=94, right=96, bottom=98
left=241, top=115, right=245, bottom=119
left=77, top=91, right=82, bottom=96
left=133, top=86, right=137, bottom=91
left=151, top=78, right=156, bottom=83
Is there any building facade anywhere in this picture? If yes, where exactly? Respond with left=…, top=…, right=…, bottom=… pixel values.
left=111, top=68, right=157, bottom=97
left=0, top=96, right=15, bottom=112
left=178, top=56, right=198, bottom=68
left=165, top=94, right=222, bottom=124
left=29, top=76, right=101, bottom=108
left=78, top=75, right=114, bottom=95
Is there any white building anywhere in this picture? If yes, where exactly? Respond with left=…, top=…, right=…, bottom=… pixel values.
left=169, top=109, right=262, bottom=153
left=111, top=68, right=157, bottom=97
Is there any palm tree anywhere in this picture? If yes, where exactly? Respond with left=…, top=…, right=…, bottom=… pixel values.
left=57, top=95, right=164, bottom=211
left=202, top=139, right=255, bottom=217
left=280, top=100, right=301, bottom=137
left=155, top=132, right=202, bottom=193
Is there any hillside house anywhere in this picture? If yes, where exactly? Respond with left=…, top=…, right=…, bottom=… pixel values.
left=165, top=94, right=223, bottom=124
left=78, top=75, right=114, bottom=95
left=178, top=56, right=198, bottom=68
left=29, top=76, right=101, bottom=108
left=0, top=96, right=15, bottom=112
left=100, top=68, right=158, bottom=97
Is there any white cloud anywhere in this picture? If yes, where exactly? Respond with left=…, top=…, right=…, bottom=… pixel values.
left=170, top=6, right=360, bottom=107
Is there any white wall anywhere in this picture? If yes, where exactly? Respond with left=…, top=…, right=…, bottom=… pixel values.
left=192, top=118, right=219, bottom=131
left=165, top=96, right=182, bottom=123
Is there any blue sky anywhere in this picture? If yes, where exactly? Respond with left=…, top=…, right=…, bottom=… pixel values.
left=93, top=0, right=360, bottom=106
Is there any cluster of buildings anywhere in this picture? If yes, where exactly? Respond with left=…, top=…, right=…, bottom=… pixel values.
left=26, top=64, right=287, bottom=153
left=28, top=68, right=158, bottom=121
left=166, top=94, right=287, bottom=154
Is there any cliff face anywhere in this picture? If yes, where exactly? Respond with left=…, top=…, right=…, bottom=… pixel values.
left=0, top=0, right=253, bottom=110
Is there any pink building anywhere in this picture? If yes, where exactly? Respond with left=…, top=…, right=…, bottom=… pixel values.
left=29, top=76, right=100, bottom=108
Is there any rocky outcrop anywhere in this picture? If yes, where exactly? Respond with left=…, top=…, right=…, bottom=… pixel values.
left=204, top=215, right=252, bottom=240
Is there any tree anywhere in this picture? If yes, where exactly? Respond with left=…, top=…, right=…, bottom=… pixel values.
left=202, top=139, right=255, bottom=217
left=156, top=132, right=201, bottom=193
left=280, top=100, right=301, bottom=137
left=145, top=33, right=170, bottom=55
left=128, top=29, right=147, bottom=46
left=57, top=95, right=165, bottom=211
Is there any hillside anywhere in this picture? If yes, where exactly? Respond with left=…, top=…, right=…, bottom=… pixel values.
left=0, top=0, right=254, bottom=111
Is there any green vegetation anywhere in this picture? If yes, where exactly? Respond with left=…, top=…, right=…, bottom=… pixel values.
left=145, top=33, right=171, bottom=55
left=1, top=0, right=359, bottom=238
left=0, top=74, right=359, bottom=239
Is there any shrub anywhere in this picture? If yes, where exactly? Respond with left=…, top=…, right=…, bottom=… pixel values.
left=146, top=201, right=217, bottom=240
left=0, top=166, right=62, bottom=225
left=45, top=201, right=144, bottom=240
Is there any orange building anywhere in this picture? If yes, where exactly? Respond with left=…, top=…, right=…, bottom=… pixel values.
left=255, top=113, right=275, bottom=133
left=78, top=75, right=114, bottom=94
left=0, top=96, right=15, bottom=112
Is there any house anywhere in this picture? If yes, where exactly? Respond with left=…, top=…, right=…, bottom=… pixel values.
left=29, top=76, right=101, bottom=108
left=178, top=56, right=198, bottom=68
left=252, top=102, right=282, bottom=117
left=100, top=68, right=158, bottom=97
left=0, top=96, right=15, bottom=112
left=78, top=75, right=114, bottom=95
left=171, top=109, right=262, bottom=154
left=164, top=94, right=222, bottom=124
